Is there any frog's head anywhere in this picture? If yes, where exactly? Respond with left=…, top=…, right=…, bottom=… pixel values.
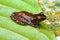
left=36, top=12, right=46, bottom=21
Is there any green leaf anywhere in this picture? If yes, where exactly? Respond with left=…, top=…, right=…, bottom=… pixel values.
left=0, top=0, right=42, bottom=14
left=0, top=0, right=56, bottom=40
left=40, top=21, right=50, bottom=30
left=0, top=4, right=19, bottom=18
left=39, top=29, right=56, bottom=40
left=0, top=16, right=49, bottom=40
left=0, top=27, right=29, bottom=40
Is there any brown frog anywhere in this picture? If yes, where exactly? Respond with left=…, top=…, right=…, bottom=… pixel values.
left=10, top=11, right=46, bottom=28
